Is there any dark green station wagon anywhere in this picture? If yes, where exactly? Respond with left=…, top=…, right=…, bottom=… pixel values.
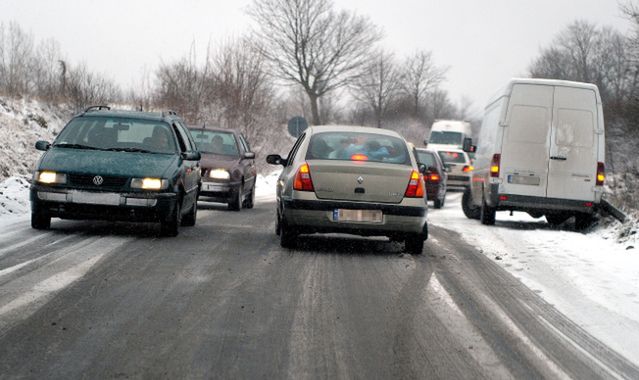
left=30, top=106, right=201, bottom=236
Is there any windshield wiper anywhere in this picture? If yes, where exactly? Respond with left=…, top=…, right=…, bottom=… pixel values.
left=104, top=147, right=154, bottom=153
left=53, top=143, right=103, bottom=150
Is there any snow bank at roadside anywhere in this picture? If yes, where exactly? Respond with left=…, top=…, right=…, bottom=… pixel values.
left=0, top=176, right=31, bottom=226
left=429, top=192, right=639, bottom=364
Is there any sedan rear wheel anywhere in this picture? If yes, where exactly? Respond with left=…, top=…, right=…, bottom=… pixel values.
left=405, top=235, right=424, bottom=255
left=279, top=219, right=297, bottom=249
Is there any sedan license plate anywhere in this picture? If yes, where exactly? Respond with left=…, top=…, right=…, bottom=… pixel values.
left=333, top=209, right=382, bottom=223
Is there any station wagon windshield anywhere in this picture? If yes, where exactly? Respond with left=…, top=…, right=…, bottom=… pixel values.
left=55, top=117, right=177, bottom=154
left=306, top=131, right=409, bottom=165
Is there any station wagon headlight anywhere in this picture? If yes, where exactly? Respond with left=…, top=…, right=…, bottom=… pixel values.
left=131, top=178, right=168, bottom=190
left=209, top=169, right=230, bottom=180
left=35, top=171, right=66, bottom=184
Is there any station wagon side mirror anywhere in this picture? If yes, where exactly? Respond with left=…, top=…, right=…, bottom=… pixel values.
left=243, top=152, right=256, bottom=160
left=181, top=151, right=201, bottom=161
left=462, top=137, right=476, bottom=153
left=35, top=140, right=51, bottom=151
left=266, top=154, right=286, bottom=166
left=418, top=164, right=427, bottom=175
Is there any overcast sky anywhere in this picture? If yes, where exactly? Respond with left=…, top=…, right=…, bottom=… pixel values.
left=1, top=0, right=631, bottom=116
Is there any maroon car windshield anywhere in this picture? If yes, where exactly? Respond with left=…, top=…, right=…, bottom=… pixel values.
left=189, top=130, right=239, bottom=157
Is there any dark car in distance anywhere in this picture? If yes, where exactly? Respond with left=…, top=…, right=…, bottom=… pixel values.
left=414, top=148, right=448, bottom=209
left=30, top=106, right=201, bottom=236
left=188, top=127, right=257, bottom=210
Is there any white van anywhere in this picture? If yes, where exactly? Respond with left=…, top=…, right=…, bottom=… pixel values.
left=463, top=78, right=605, bottom=230
left=425, top=119, right=472, bottom=151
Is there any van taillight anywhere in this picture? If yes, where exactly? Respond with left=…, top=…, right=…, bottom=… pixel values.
left=293, top=163, right=314, bottom=191
left=404, top=170, right=424, bottom=198
left=462, top=165, right=474, bottom=173
left=490, top=154, right=501, bottom=178
left=596, top=162, right=605, bottom=186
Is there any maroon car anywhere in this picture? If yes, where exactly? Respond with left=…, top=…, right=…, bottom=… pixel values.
left=414, top=148, right=448, bottom=209
left=188, top=127, right=257, bottom=210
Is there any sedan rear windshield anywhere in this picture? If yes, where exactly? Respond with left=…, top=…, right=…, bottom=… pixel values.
left=306, top=131, right=409, bottom=165
left=55, top=116, right=177, bottom=154
left=416, top=151, right=437, bottom=167
left=189, top=130, right=239, bottom=157
left=438, top=151, right=467, bottom=164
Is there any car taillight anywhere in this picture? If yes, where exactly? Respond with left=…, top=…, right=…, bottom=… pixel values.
left=462, top=165, right=474, bottom=173
left=404, top=170, right=424, bottom=198
left=351, top=154, right=369, bottom=161
left=293, top=162, right=314, bottom=191
left=428, top=173, right=441, bottom=183
left=490, top=154, right=501, bottom=178
left=596, top=162, right=605, bottom=186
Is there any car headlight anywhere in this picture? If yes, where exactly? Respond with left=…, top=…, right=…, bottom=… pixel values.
left=35, top=171, right=66, bottom=184
left=130, top=178, right=168, bottom=190
left=209, top=169, right=230, bottom=180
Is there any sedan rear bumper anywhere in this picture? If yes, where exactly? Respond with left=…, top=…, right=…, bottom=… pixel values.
left=282, top=198, right=428, bottom=238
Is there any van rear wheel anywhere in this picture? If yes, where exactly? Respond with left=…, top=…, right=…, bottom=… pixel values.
left=480, top=197, right=496, bottom=225
left=546, top=213, right=569, bottom=226
left=575, top=213, right=596, bottom=231
left=462, top=188, right=480, bottom=220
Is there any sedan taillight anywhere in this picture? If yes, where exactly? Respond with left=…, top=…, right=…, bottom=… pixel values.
left=293, top=163, right=314, bottom=191
left=404, top=170, right=424, bottom=198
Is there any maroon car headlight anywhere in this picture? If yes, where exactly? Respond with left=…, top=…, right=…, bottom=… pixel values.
left=208, top=169, right=230, bottom=180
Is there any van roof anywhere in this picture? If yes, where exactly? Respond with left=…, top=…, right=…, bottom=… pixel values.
left=485, top=78, right=602, bottom=109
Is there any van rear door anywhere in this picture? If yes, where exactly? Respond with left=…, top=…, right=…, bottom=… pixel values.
left=501, top=84, right=553, bottom=198
left=546, top=86, right=598, bottom=201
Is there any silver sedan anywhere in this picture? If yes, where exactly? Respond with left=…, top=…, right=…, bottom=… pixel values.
left=266, top=126, right=428, bottom=254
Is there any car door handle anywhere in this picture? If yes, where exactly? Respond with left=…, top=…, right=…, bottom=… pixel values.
left=550, top=156, right=567, bottom=161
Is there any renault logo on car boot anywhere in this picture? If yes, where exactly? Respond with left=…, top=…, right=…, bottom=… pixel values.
left=357, top=176, right=364, bottom=184
left=93, top=175, right=104, bottom=186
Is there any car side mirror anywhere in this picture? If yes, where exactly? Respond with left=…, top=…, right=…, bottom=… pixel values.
left=427, top=166, right=438, bottom=174
left=35, top=140, right=51, bottom=151
left=463, top=137, right=476, bottom=153
left=182, top=151, right=201, bottom=161
left=418, top=163, right=427, bottom=175
left=243, top=152, right=256, bottom=160
left=266, top=154, right=286, bottom=166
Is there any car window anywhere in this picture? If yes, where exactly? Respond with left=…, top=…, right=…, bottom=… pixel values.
left=55, top=116, right=177, bottom=154
left=438, top=151, right=467, bottom=164
left=306, top=131, right=409, bottom=165
left=239, top=135, right=251, bottom=153
left=189, top=130, right=240, bottom=156
left=416, top=151, right=437, bottom=167
left=176, top=121, right=197, bottom=152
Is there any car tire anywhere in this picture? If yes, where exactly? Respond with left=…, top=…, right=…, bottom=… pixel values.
left=228, top=184, right=242, bottom=211
left=279, top=219, right=297, bottom=249
left=546, top=213, right=569, bottom=226
left=275, top=211, right=281, bottom=236
left=31, top=211, right=51, bottom=230
left=462, top=187, right=480, bottom=220
left=244, top=185, right=255, bottom=209
left=161, top=198, right=181, bottom=237
left=405, top=235, right=424, bottom=255
left=181, top=192, right=198, bottom=227
left=575, top=213, right=596, bottom=231
left=433, top=197, right=443, bottom=209
left=480, top=195, right=496, bottom=225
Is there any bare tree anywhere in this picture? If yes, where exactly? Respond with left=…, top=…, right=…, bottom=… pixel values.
left=248, top=0, right=382, bottom=125
left=66, top=63, right=121, bottom=111
left=400, top=50, right=447, bottom=118
left=351, top=50, right=401, bottom=128
left=0, top=22, right=34, bottom=96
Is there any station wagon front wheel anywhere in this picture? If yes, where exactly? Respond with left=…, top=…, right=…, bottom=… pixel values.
left=161, top=200, right=181, bottom=237
left=31, top=211, right=51, bottom=230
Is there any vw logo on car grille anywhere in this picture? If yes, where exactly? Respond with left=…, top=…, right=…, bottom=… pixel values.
left=357, top=176, right=364, bottom=184
left=92, top=175, right=104, bottom=186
